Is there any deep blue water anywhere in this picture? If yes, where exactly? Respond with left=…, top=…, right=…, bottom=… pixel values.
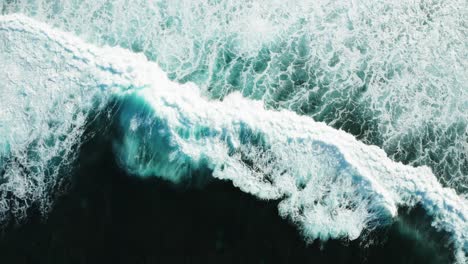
left=0, top=115, right=453, bottom=264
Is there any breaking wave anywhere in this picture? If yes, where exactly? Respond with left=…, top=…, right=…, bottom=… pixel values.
left=0, top=15, right=466, bottom=263
left=2, top=0, right=467, bottom=195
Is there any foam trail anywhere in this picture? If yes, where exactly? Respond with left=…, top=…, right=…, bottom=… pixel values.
left=0, top=15, right=466, bottom=263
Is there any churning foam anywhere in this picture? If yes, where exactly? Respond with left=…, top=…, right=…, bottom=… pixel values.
left=0, top=15, right=466, bottom=262
left=3, top=0, right=467, bottom=195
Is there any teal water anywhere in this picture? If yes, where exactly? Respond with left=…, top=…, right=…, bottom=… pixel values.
left=2, top=0, right=465, bottom=193
left=0, top=111, right=455, bottom=263
left=0, top=1, right=467, bottom=263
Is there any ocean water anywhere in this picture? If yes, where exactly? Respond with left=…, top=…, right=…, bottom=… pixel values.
left=0, top=119, right=456, bottom=263
left=0, top=1, right=467, bottom=263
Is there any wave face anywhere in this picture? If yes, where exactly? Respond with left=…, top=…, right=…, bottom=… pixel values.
left=0, top=15, right=466, bottom=262
left=2, top=0, right=467, bottom=196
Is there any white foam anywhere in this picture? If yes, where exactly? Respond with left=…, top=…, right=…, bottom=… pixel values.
left=0, top=15, right=466, bottom=262
left=0, top=14, right=135, bottom=222
left=3, top=0, right=467, bottom=194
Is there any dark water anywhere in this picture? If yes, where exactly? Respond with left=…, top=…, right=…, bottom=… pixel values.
left=0, top=114, right=454, bottom=264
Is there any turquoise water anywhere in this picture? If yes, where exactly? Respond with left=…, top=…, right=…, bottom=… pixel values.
left=0, top=1, right=467, bottom=263
left=3, top=0, right=466, bottom=193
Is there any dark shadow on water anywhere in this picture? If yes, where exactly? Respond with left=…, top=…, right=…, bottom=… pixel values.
left=0, top=107, right=455, bottom=264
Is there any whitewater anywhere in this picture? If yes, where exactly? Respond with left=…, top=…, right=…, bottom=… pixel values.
left=0, top=15, right=466, bottom=263
left=3, top=0, right=466, bottom=197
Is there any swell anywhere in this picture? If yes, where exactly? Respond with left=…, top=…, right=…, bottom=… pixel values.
left=0, top=15, right=466, bottom=262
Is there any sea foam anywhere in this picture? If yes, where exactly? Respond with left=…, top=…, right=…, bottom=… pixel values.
left=3, top=0, right=467, bottom=195
left=0, top=15, right=466, bottom=262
